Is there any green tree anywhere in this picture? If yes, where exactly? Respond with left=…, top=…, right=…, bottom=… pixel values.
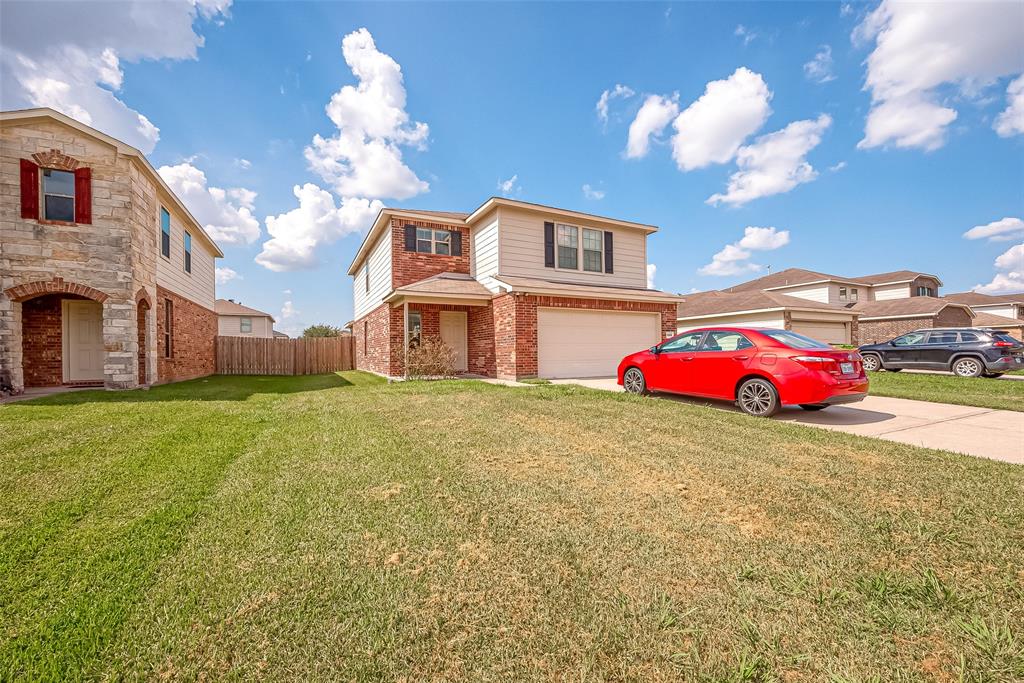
left=302, top=324, right=343, bottom=338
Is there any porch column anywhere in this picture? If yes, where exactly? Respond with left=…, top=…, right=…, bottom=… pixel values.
left=403, top=301, right=409, bottom=379
left=102, top=298, right=138, bottom=390
left=0, top=295, right=24, bottom=393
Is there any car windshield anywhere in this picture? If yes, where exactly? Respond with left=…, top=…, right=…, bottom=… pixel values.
left=760, top=330, right=830, bottom=350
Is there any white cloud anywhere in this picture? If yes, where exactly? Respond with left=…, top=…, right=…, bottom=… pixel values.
left=855, top=0, right=1024, bottom=151
left=625, top=94, right=679, bottom=159
left=963, top=217, right=1024, bottom=242
left=256, top=183, right=382, bottom=272
left=699, top=226, right=790, bottom=276
left=707, top=114, right=831, bottom=207
left=804, top=45, right=836, bottom=84
left=994, top=243, right=1024, bottom=271
left=840, top=3, right=853, bottom=18
left=158, top=162, right=261, bottom=245
left=304, top=28, right=429, bottom=200
left=596, top=84, right=635, bottom=127
left=734, top=25, right=758, bottom=46
left=995, top=75, right=1024, bottom=137
left=829, top=161, right=847, bottom=172
left=0, top=1, right=231, bottom=153
left=582, top=184, right=605, bottom=200
left=280, top=300, right=298, bottom=320
left=497, top=174, right=519, bottom=196
left=974, top=243, right=1024, bottom=294
left=215, top=266, right=241, bottom=285
left=234, top=158, right=252, bottom=170
left=646, top=264, right=657, bottom=289
left=670, top=67, right=772, bottom=171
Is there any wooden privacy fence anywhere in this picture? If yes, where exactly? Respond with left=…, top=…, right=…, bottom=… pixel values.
left=216, top=335, right=354, bottom=375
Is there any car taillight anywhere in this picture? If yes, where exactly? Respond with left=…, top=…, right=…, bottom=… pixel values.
left=993, top=341, right=1014, bottom=347
left=792, top=355, right=840, bottom=374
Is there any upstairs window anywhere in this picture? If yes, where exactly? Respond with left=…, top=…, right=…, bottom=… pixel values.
left=240, top=317, right=252, bottom=334
left=416, top=228, right=451, bottom=254
left=850, top=287, right=859, bottom=301
left=364, top=265, right=370, bottom=292
left=839, top=286, right=848, bottom=300
left=183, top=231, right=192, bottom=273
left=160, top=208, right=171, bottom=258
left=556, top=224, right=578, bottom=269
left=916, top=285, right=934, bottom=297
left=582, top=228, right=603, bottom=272
left=42, top=169, right=75, bottom=222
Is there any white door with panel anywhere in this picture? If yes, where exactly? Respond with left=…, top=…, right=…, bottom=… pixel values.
left=439, top=311, right=468, bottom=372
left=63, top=300, right=104, bottom=382
left=537, top=308, right=661, bottom=378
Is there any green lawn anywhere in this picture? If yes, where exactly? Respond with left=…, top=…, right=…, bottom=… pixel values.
left=867, top=370, right=1024, bottom=412
left=2, top=374, right=1022, bottom=681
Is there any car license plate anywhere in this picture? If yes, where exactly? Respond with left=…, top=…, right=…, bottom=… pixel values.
left=840, top=362, right=855, bottom=374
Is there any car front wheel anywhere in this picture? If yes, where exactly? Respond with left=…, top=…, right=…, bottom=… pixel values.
left=861, top=354, right=881, bottom=372
left=623, top=367, right=647, bottom=395
left=952, top=357, right=983, bottom=378
left=737, top=378, right=780, bottom=417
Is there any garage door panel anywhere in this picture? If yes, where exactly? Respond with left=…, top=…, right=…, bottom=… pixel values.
left=538, top=309, right=660, bottom=378
left=791, top=321, right=849, bottom=345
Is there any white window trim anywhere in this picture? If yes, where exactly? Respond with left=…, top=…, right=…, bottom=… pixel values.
left=416, top=227, right=454, bottom=255
left=183, top=230, right=192, bottom=275
left=553, top=223, right=606, bottom=274
left=41, top=168, right=76, bottom=222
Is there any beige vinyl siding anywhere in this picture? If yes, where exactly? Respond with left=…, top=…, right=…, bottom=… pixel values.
left=156, top=206, right=215, bottom=309
left=677, top=312, right=785, bottom=333
left=775, top=284, right=830, bottom=303
left=353, top=230, right=392, bottom=320
left=471, top=211, right=500, bottom=293
left=497, top=206, right=647, bottom=288
left=872, top=283, right=910, bottom=300
left=218, top=315, right=274, bottom=338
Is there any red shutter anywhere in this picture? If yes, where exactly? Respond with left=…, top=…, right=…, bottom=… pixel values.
left=20, top=159, right=39, bottom=220
left=74, top=167, right=92, bottom=224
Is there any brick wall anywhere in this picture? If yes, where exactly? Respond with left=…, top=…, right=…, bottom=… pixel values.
left=353, top=302, right=393, bottom=376
left=467, top=304, right=496, bottom=376
left=21, top=295, right=65, bottom=387
left=389, top=218, right=471, bottom=288
left=156, top=286, right=215, bottom=384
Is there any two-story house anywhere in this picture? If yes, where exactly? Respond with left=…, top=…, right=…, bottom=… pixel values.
left=942, top=291, right=1024, bottom=339
left=215, top=299, right=277, bottom=338
left=0, top=108, right=223, bottom=394
left=678, top=268, right=976, bottom=345
left=347, top=198, right=682, bottom=380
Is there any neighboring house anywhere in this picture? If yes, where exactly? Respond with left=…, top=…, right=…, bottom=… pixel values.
left=940, top=292, right=1024, bottom=340
left=215, top=299, right=276, bottom=338
left=683, top=267, right=968, bottom=345
left=0, top=108, right=223, bottom=393
left=273, top=330, right=290, bottom=339
left=347, top=198, right=682, bottom=380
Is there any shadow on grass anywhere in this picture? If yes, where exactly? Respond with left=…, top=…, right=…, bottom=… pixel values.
left=7, top=372, right=382, bottom=406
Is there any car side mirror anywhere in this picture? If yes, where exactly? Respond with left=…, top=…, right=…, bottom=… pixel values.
left=651, top=345, right=661, bottom=354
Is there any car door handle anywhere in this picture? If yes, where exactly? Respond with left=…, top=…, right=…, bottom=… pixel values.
left=733, top=355, right=750, bottom=361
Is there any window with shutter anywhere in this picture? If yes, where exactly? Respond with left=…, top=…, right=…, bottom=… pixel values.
left=20, top=159, right=40, bottom=220
left=42, top=168, right=75, bottom=222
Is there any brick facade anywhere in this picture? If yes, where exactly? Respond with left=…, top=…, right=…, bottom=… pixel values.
left=21, top=294, right=67, bottom=387
left=858, top=307, right=973, bottom=344
left=390, top=218, right=471, bottom=288
left=156, top=286, right=216, bottom=384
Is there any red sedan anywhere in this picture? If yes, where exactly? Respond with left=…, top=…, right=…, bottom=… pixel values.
left=617, top=327, right=868, bottom=417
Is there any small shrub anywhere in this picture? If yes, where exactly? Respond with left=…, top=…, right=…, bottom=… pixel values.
left=406, top=338, right=457, bottom=379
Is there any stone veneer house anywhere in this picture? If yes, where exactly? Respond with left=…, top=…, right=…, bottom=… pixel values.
left=0, top=108, right=223, bottom=393
left=348, top=198, right=682, bottom=380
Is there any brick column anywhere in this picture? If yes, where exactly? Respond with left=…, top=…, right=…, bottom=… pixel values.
left=103, top=298, right=138, bottom=390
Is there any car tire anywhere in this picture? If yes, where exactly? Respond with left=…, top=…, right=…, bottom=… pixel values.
left=862, top=354, right=881, bottom=372
left=799, top=404, right=828, bottom=411
left=737, top=378, right=780, bottom=417
left=982, top=372, right=1004, bottom=378
left=952, top=357, right=984, bottom=378
left=622, top=367, right=647, bottom=395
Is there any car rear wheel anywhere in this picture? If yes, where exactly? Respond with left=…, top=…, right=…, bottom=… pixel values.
left=982, top=372, right=1004, bottom=378
left=623, top=367, right=647, bottom=395
left=737, top=378, right=780, bottom=417
left=799, top=404, right=828, bottom=411
left=862, top=354, right=881, bottom=372
left=952, top=357, right=983, bottom=378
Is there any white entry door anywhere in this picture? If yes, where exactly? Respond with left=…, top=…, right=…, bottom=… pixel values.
left=63, top=300, right=104, bottom=382
left=537, top=308, right=661, bottom=378
left=439, top=311, right=468, bottom=372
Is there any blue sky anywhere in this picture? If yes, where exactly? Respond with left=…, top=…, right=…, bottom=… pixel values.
left=3, top=1, right=1022, bottom=334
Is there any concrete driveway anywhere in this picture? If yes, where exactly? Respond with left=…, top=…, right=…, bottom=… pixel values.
left=550, top=378, right=1024, bottom=465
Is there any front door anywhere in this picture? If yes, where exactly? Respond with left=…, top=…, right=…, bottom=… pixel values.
left=439, top=311, right=468, bottom=373
left=64, top=300, right=104, bottom=382
left=687, top=330, right=756, bottom=398
left=649, top=330, right=705, bottom=393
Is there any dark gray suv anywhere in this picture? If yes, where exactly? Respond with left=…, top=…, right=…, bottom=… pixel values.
left=858, top=327, right=1024, bottom=378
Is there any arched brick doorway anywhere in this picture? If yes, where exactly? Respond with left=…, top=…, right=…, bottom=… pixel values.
left=3, top=278, right=109, bottom=389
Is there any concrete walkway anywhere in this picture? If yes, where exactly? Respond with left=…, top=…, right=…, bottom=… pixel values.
left=550, top=378, right=1024, bottom=465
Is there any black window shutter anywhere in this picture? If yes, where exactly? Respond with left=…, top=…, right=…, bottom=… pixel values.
left=604, top=231, right=614, bottom=274
left=404, top=224, right=416, bottom=251
left=544, top=222, right=555, bottom=268
left=451, top=230, right=462, bottom=256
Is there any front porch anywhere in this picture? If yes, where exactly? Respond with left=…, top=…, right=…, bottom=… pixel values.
left=0, top=278, right=155, bottom=393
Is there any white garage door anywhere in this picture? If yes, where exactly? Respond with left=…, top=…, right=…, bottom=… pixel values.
left=537, top=308, right=661, bottom=378
left=791, top=320, right=849, bottom=345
